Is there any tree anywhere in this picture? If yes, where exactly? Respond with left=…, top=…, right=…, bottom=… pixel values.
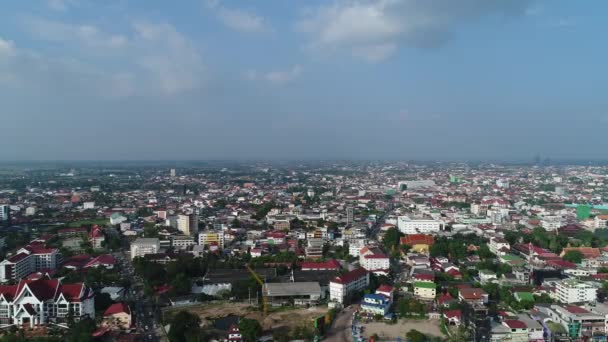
left=383, top=227, right=403, bottom=251
left=168, top=311, right=203, bottom=342
left=406, top=329, right=427, bottom=342
left=65, top=318, right=96, bottom=342
left=563, top=250, right=584, bottom=264
left=94, top=293, right=114, bottom=313
left=239, top=318, right=262, bottom=342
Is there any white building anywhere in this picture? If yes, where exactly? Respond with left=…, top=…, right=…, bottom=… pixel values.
left=0, top=245, right=60, bottom=283
left=397, top=216, right=443, bottom=234
left=130, top=238, right=160, bottom=260
left=348, top=239, right=367, bottom=258
left=329, top=268, right=369, bottom=304
left=198, top=231, right=225, bottom=248
left=0, top=278, right=94, bottom=327
left=24, top=207, right=36, bottom=216
left=541, top=216, right=563, bottom=231
left=0, top=205, right=9, bottom=222
left=83, top=202, right=95, bottom=210
left=171, top=235, right=196, bottom=250
left=359, top=247, right=390, bottom=274
left=554, top=279, right=598, bottom=304
left=488, top=237, right=510, bottom=256
left=177, top=214, right=198, bottom=236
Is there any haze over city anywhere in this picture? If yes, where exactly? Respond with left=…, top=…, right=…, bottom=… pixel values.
left=1, top=0, right=607, bottom=161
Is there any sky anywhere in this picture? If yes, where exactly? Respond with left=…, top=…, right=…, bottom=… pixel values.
left=0, top=0, right=606, bottom=161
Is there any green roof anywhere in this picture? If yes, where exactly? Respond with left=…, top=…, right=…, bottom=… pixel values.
left=514, top=292, right=534, bottom=302
left=414, top=282, right=436, bottom=289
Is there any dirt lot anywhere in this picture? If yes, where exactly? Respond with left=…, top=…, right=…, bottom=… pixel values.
left=361, top=319, right=443, bottom=340
left=164, top=302, right=328, bottom=331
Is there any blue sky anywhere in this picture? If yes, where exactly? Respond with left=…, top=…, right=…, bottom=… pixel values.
left=0, top=0, right=606, bottom=161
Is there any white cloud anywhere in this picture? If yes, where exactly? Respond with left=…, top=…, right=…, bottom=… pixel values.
left=24, top=17, right=128, bottom=49
left=47, top=0, right=77, bottom=11
left=218, top=8, right=268, bottom=33
left=0, top=37, right=16, bottom=59
left=206, top=1, right=270, bottom=34
left=298, top=0, right=531, bottom=61
left=247, top=65, right=303, bottom=84
left=9, top=18, right=205, bottom=96
left=133, top=22, right=205, bottom=94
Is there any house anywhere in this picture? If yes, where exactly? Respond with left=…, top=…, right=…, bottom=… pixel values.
left=102, top=302, right=131, bottom=330
left=0, top=278, right=94, bottom=327
left=437, top=293, right=456, bottom=307
left=89, top=225, right=105, bottom=249
left=443, top=310, right=462, bottom=326
left=0, top=245, right=61, bottom=282
left=458, top=288, right=488, bottom=306
left=479, top=270, right=498, bottom=284
left=83, top=254, right=117, bottom=269
left=413, top=281, right=436, bottom=300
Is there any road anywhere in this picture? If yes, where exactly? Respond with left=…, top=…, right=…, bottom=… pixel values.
left=115, top=250, right=162, bottom=341
left=323, top=305, right=355, bottom=342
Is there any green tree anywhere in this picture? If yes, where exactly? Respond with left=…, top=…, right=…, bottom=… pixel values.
left=239, top=318, right=262, bottom=342
left=383, top=227, right=403, bottom=251
left=563, top=250, right=584, bottom=264
left=65, top=318, right=96, bottom=342
left=168, top=311, right=203, bottom=342
left=406, top=329, right=427, bottom=342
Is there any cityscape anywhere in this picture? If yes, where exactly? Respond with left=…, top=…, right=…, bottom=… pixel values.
left=2, top=0, right=608, bottom=341
left=0, top=162, right=608, bottom=341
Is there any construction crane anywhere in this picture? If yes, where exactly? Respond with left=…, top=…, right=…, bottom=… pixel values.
left=246, top=264, right=268, bottom=316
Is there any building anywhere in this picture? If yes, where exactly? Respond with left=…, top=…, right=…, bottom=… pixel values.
left=130, top=238, right=160, bottom=260
left=397, top=216, right=443, bottom=235
left=329, top=268, right=369, bottom=304
left=170, top=168, right=176, bottom=177
left=0, top=245, right=60, bottom=283
left=110, top=213, right=127, bottom=225
left=348, top=239, right=367, bottom=258
left=263, top=282, right=322, bottom=306
left=360, top=293, right=391, bottom=316
left=227, top=324, right=242, bottom=341
left=536, top=304, right=605, bottom=339
left=24, top=207, right=36, bottom=216
left=458, top=287, right=488, bottom=306
left=346, top=207, right=354, bottom=225
left=541, top=216, right=563, bottom=231
left=554, top=279, right=597, bottom=304
left=177, top=214, right=199, bottom=236
left=413, top=282, right=436, bottom=300
left=0, top=278, right=94, bottom=327
left=171, top=235, right=195, bottom=250
left=359, top=247, right=390, bottom=275
left=198, top=230, right=225, bottom=248
left=301, top=260, right=341, bottom=271
left=400, top=234, right=434, bottom=254
left=488, top=237, right=510, bottom=256
left=102, top=302, right=131, bottom=330
left=89, top=225, right=105, bottom=249
left=0, top=205, right=9, bottom=222
left=398, top=180, right=435, bottom=190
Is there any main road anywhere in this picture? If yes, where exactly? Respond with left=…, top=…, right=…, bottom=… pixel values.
left=323, top=305, right=356, bottom=342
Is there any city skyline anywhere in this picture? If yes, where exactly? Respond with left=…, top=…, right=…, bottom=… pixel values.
left=1, top=0, right=607, bottom=161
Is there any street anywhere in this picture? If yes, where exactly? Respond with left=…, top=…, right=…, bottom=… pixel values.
left=116, top=250, right=162, bottom=342
left=323, top=305, right=356, bottom=342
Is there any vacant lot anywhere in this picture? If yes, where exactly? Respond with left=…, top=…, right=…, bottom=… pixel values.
left=361, top=319, right=443, bottom=341
left=164, top=302, right=327, bottom=332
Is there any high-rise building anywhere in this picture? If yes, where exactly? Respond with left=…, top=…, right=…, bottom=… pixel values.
left=346, top=207, right=354, bottom=225
left=0, top=205, right=9, bottom=222
left=170, top=168, right=176, bottom=177
left=177, top=213, right=199, bottom=236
